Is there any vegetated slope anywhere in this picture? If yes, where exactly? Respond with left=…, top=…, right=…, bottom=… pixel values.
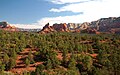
left=0, top=30, right=120, bottom=75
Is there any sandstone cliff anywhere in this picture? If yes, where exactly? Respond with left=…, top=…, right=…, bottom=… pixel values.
left=53, top=23, right=69, bottom=32
left=40, top=17, right=120, bottom=34
left=89, top=17, right=120, bottom=33
left=40, top=23, right=69, bottom=33
left=40, top=23, right=55, bottom=34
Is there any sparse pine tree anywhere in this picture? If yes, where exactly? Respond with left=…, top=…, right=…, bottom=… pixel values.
left=8, top=58, right=16, bottom=70
left=25, top=58, right=30, bottom=67
left=68, top=54, right=76, bottom=70
left=46, top=59, right=52, bottom=70
left=3, top=53, right=9, bottom=64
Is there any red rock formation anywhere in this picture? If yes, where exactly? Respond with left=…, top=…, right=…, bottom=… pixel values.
left=40, top=23, right=69, bottom=33
left=53, top=23, right=69, bottom=32
left=90, top=17, right=120, bottom=33
left=80, top=22, right=89, bottom=30
left=0, top=21, right=18, bottom=32
left=109, top=28, right=120, bottom=34
left=73, top=29, right=80, bottom=33
left=41, top=17, right=120, bottom=34
left=87, top=28, right=100, bottom=34
left=41, top=23, right=56, bottom=34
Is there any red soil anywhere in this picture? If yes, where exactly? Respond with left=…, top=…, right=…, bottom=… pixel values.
left=10, top=48, right=43, bottom=74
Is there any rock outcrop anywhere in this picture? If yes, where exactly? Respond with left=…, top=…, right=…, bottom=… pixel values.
left=77, top=22, right=89, bottom=30
left=40, top=17, right=120, bottom=34
left=40, top=23, right=55, bottom=34
left=0, top=21, right=18, bottom=31
left=53, top=23, right=69, bottom=32
left=0, top=21, right=8, bottom=28
left=89, top=17, right=120, bottom=33
left=67, top=23, right=81, bottom=30
left=40, top=23, right=69, bottom=33
left=87, top=28, right=100, bottom=34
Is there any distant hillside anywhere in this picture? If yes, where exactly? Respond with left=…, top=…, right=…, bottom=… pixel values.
left=0, top=21, right=8, bottom=28
left=72, top=17, right=120, bottom=33
left=40, top=17, right=120, bottom=34
left=1, top=16, right=120, bottom=33
left=0, top=21, right=18, bottom=31
left=0, top=21, right=41, bottom=32
left=89, top=17, right=120, bottom=33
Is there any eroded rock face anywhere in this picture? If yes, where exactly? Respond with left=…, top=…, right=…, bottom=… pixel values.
left=40, top=23, right=69, bottom=33
left=89, top=17, right=120, bottom=32
left=53, top=23, right=69, bottom=32
left=40, top=17, right=120, bottom=34
left=40, top=23, right=55, bottom=34
left=109, top=28, right=120, bottom=34
left=87, top=28, right=100, bottom=34
left=78, top=22, right=90, bottom=30
left=67, top=23, right=81, bottom=30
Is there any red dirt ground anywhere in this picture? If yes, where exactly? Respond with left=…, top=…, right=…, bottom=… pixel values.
left=10, top=48, right=43, bottom=74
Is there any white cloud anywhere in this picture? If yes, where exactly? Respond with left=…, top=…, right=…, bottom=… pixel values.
left=49, top=0, right=118, bottom=13
left=11, top=23, right=43, bottom=29
left=49, top=0, right=97, bottom=4
left=48, top=0, right=120, bottom=23
left=37, top=14, right=96, bottom=25
left=11, top=0, right=120, bottom=29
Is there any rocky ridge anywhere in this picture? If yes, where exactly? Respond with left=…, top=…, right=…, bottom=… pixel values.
left=0, top=21, right=18, bottom=31
left=1, top=16, right=120, bottom=33
left=88, top=17, right=120, bottom=33
left=40, top=23, right=69, bottom=34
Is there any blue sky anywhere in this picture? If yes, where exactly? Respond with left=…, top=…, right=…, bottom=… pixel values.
left=0, top=0, right=77, bottom=24
left=0, top=0, right=120, bottom=29
left=0, top=0, right=55, bottom=24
